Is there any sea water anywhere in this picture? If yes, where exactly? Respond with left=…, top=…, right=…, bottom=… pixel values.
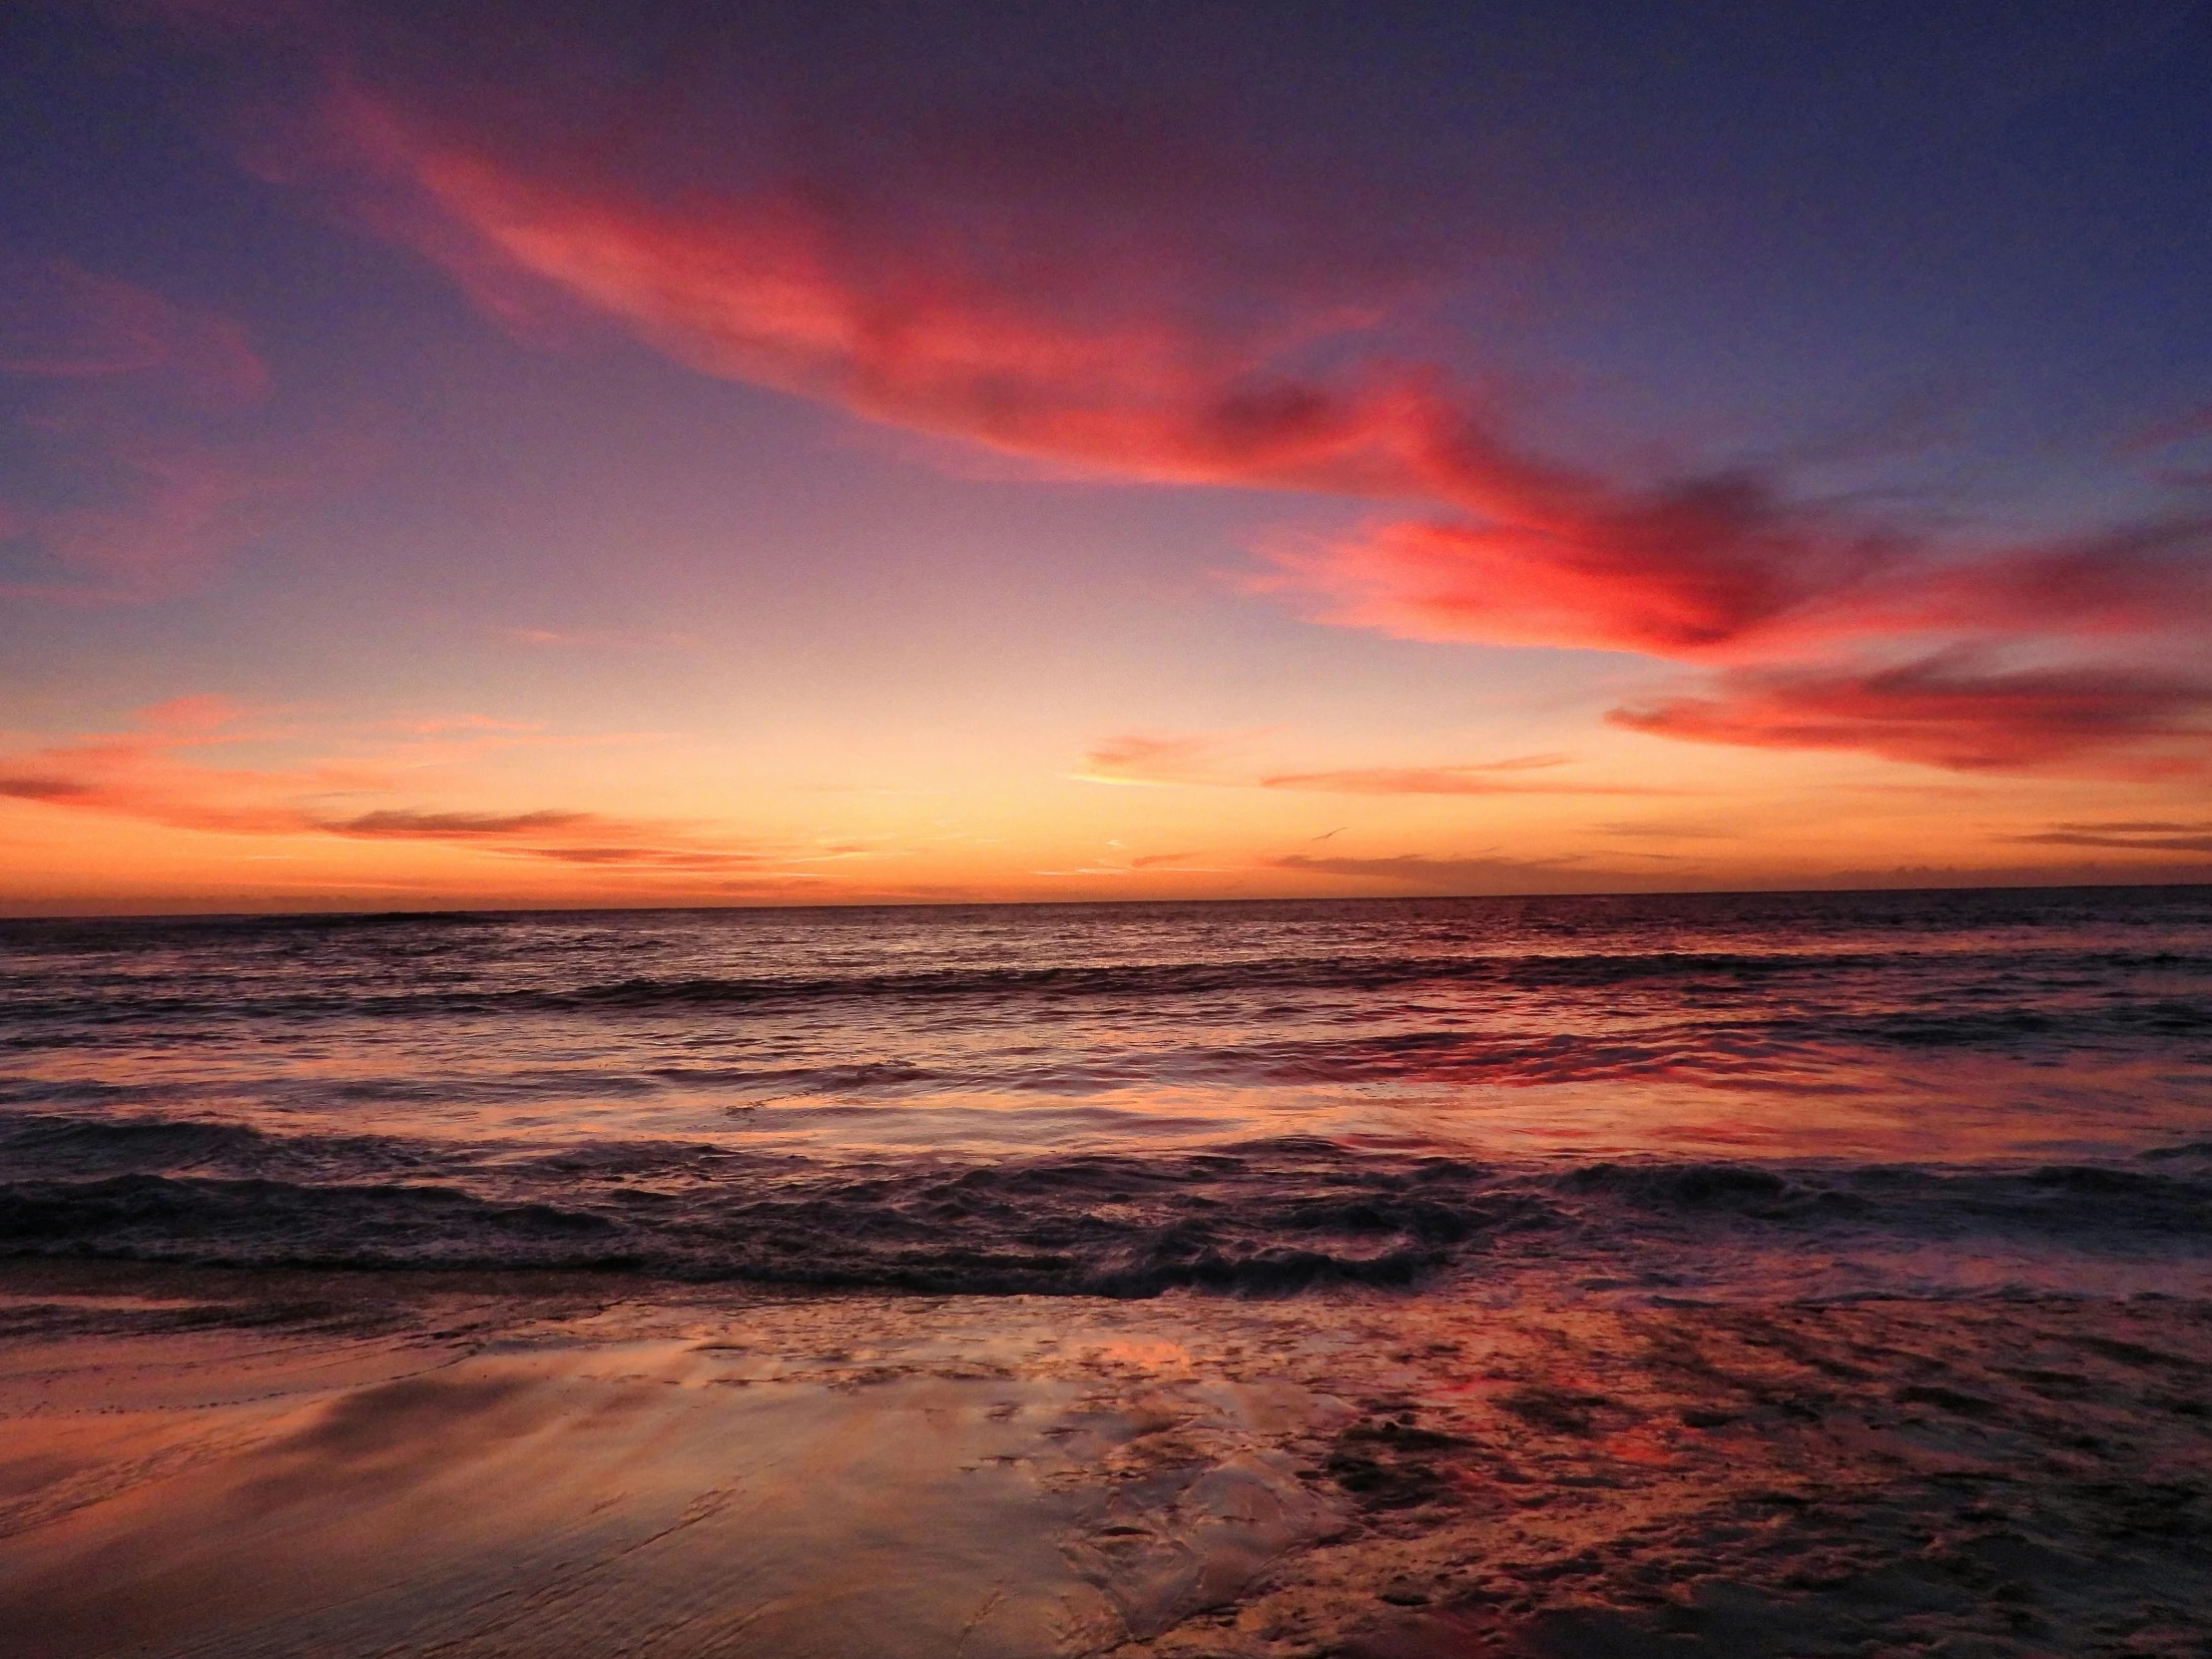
left=3, top=886, right=2209, bottom=1300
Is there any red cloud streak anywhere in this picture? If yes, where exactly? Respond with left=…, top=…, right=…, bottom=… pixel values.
left=146, top=13, right=2211, bottom=777
left=301, top=93, right=2212, bottom=669
left=1608, top=655, right=2212, bottom=780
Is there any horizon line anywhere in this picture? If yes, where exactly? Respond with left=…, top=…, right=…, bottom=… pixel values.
left=5, top=873, right=2208, bottom=925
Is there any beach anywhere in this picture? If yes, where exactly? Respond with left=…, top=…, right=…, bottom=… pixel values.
left=5, top=1257, right=2210, bottom=1657
left=9, top=5, right=2210, bottom=1645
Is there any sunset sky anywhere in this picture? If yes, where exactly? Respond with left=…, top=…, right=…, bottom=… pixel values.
left=4, top=1, right=2210, bottom=913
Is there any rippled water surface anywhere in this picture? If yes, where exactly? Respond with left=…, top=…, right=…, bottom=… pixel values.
left=5, top=888, right=2210, bottom=1296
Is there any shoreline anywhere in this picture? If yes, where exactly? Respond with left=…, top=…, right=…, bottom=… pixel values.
left=3, top=1261, right=2207, bottom=1656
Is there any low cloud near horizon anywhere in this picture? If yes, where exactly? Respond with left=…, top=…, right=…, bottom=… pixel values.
left=0, top=698, right=818, bottom=877
left=1075, top=732, right=1669, bottom=796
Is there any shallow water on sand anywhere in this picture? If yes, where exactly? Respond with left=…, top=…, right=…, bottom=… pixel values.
left=4, top=1264, right=2211, bottom=1659
left=0, top=1270, right=1358, bottom=1659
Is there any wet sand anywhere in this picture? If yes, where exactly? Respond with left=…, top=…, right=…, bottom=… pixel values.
left=1, top=1262, right=2209, bottom=1658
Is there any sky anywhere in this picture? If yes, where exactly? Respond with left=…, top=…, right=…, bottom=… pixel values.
left=3, top=0, right=2210, bottom=914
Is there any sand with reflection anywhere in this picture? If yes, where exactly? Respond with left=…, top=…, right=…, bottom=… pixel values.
left=2, top=1263, right=2210, bottom=1657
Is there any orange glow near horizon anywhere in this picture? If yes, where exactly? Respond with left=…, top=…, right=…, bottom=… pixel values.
left=5, top=696, right=2206, bottom=915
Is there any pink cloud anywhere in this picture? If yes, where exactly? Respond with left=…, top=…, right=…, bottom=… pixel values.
left=316, top=96, right=1427, bottom=493
left=0, top=254, right=268, bottom=402
left=136, top=694, right=260, bottom=736
left=1071, top=732, right=1256, bottom=787
left=0, top=257, right=349, bottom=602
left=2, top=439, right=325, bottom=601
left=1868, top=520, right=2212, bottom=640
left=1608, top=653, right=2212, bottom=779
left=1263, top=499, right=2212, bottom=663
left=1261, top=484, right=1907, bottom=658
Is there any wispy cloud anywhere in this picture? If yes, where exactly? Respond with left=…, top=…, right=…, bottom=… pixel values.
left=499, top=844, right=783, bottom=870
left=326, top=809, right=594, bottom=837
left=1591, top=819, right=1744, bottom=840
left=2005, top=820, right=2212, bottom=855
left=1070, top=732, right=1255, bottom=787
left=1260, top=761, right=1663, bottom=797
left=2118, top=405, right=2212, bottom=487
left=1265, top=851, right=1583, bottom=886
left=492, top=626, right=704, bottom=651
left=1076, top=731, right=1656, bottom=795
left=0, top=254, right=350, bottom=603
left=0, top=254, right=267, bottom=398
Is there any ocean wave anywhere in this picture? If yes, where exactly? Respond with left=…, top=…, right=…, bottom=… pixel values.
left=6, top=890, right=2209, bottom=1297
left=7, top=941, right=2205, bottom=1032
left=5, top=1122, right=2211, bottom=1296
left=0, top=1155, right=1535, bottom=1295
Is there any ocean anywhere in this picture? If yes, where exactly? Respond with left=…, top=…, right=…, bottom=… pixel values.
left=5, top=885, right=2211, bottom=1302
